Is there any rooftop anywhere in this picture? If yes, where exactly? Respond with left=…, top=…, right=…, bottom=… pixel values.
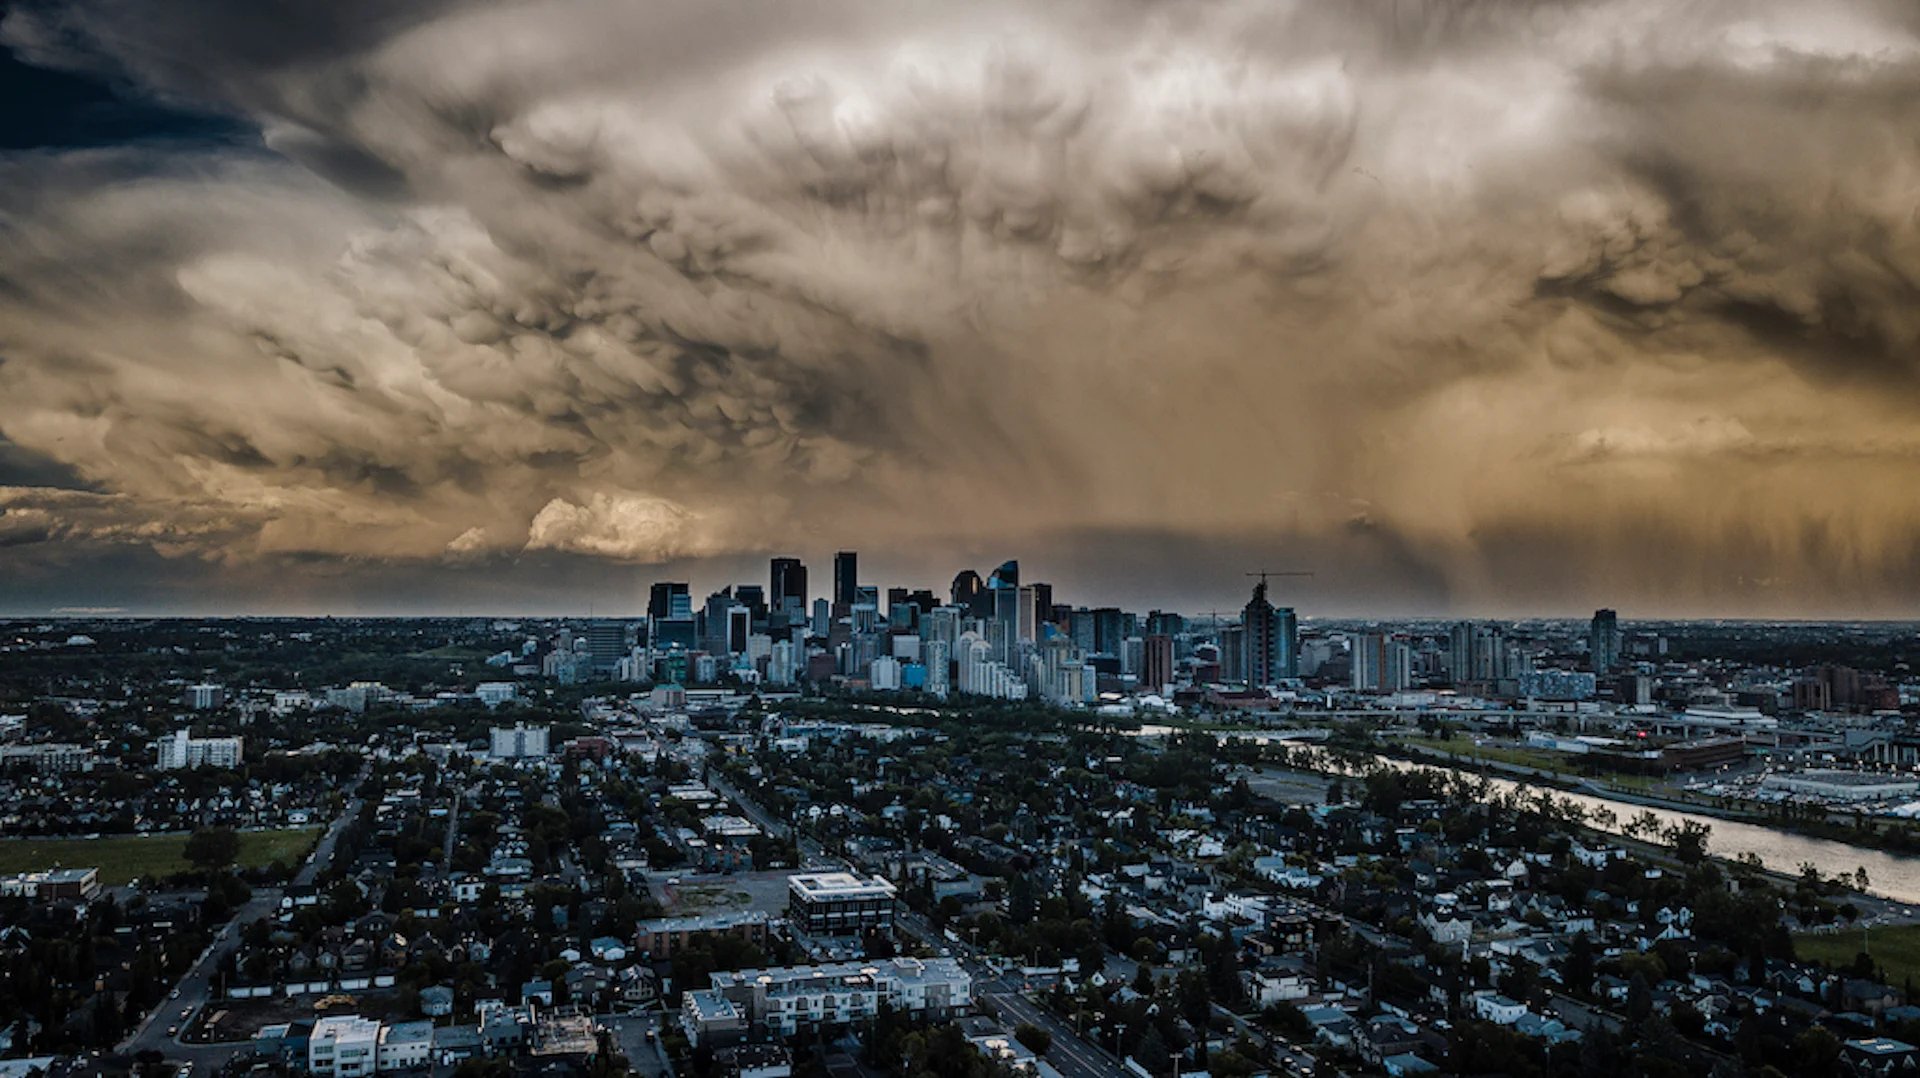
left=787, top=872, right=898, bottom=900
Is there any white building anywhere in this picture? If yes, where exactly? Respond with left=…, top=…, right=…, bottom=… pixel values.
left=769, top=641, right=797, bottom=687
left=376, top=1021, right=433, bottom=1072
left=153, top=729, right=244, bottom=771
left=924, top=640, right=950, bottom=698
left=489, top=723, right=550, bottom=760
left=185, top=684, right=226, bottom=710
left=1471, top=992, right=1529, bottom=1026
left=310, top=1016, right=380, bottom=1078
left=684, top=958, right=970, bottom=1045
left=870, top=657, right=903, bottom=692
left=475, top=682, right=518, bottom=708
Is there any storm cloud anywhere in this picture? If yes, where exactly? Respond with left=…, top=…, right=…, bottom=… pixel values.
left=5, top=0, right=1920, bottom=615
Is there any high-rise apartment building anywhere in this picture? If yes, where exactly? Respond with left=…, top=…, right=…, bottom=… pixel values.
left=1143, top=633, right=1175, bottom=690
left=153, top=729, right=243, bottom=770
left=1590, top=609, right=1621, bottom=673
left=1240, top=581, right=1300, bottom=685
left=1351, top=634, right=1412, bottom=693
left=490, top=723, right=550, bottom=759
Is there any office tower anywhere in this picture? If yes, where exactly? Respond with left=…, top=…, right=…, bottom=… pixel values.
left=812, top=598, right=831, bottom=637
left=585, top=620, right=629, bottom=676
left=1029, top=583, right=1053, bottom=631
left=728, top=606, right=751, bottom=655
left=1017, top=585, right=1040, bottom=643
left=905, top=588, right=939, bottom=613
left=991, top=587, right=1019, bottom=659
left=735, top=584, right=767, bottom=626
left=703, top=591, right=735, bottom=655
left=855, top=585, right=879, bottom=612
left=987, top=559, right=1019, bottom=590
left=1089, top=607, right=1126, bottom=655
left=1275, top=607, right=1299, bottom=679
left=1146, top=611, right=1184, bottom=637
left=648, top=581, right=691, bottom=620
left=1143, top=634, right=1175, bottom=690
left=771, top=557, right=807, bottom=610
left=871, top=656, right=903, bottom=691
left=1069, top=609, right=1095, bottom=652
left=1121, top=636, right=1144, bottom=677
left=852, top=602, right=880, bottom=635
left=951, top=569, right=984, bottom=609
left=1589, top=609, right=1621, bottom=673
left=833, top=551, right=858, bottom=610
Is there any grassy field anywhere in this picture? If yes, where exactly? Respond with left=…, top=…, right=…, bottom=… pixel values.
left=0, top=827, right=321, bottom=886
left=1403, top=737, right=1573, bottom=774
left=1794, top=923, right=1920, bottom=987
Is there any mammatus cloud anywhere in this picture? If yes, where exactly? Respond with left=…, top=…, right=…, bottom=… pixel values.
left=5, top=0, right=1920, bottom=614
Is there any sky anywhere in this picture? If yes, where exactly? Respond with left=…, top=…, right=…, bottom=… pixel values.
left=4, top=0, right=1920, bottom=618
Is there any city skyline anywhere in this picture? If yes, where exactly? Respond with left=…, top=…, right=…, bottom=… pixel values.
left=8, top=1, right=1920, bottom=617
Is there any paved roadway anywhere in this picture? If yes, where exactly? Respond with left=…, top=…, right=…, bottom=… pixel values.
left=711, top=769, right=1140, bottom=1078
left=120, top=779, right=366, bottom=1066
left=604, top=1013, right=673, bottom=1078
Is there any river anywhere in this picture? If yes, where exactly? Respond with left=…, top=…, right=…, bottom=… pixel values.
left=1129, top=724, right=1920, bottom=904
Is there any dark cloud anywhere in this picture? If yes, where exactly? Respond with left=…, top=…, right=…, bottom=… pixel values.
left=4, top=0, right=1920, bottom=613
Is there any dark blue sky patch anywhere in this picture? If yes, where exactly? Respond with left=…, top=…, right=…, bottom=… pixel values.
left=0, top=45, right=249, bottom=149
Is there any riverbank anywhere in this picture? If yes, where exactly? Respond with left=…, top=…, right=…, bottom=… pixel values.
left=1384, top=741, right=1920, bottom=861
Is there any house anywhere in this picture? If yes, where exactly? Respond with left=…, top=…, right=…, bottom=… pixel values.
left=1383, top=1054, right=1439, bottom=1077
left=377, top=1021, right=434, bottom=1072
left=1843, top=1037, right=1919, bottom=1077
left=420, top=987, right=455, bottom=1018
left=1472, top=992, right=1529, bottom=1026
left=1419, top=912, right=1471, bottom=946
left=1246, top=965, right=1313, bottom=1007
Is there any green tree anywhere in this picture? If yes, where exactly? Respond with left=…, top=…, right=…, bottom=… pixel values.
left=1014, top=1023, right=1051, bottom=1057
left=184, top=828, right=241, bottom=872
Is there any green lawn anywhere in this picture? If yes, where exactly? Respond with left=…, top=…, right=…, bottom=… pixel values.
left=0, top=827, right=321, bottom=885
left=1794, top=923, right=1920, bottom=987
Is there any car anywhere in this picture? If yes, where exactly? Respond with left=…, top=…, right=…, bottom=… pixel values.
left=167, top=1026, right=178, bottom=1037
left=181, top=1007, right=191, bottom=1018
left=170, top=989, right=180, bottom=999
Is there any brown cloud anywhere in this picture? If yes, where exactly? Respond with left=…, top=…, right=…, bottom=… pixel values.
left=4, top=0, right=1920, bottom=614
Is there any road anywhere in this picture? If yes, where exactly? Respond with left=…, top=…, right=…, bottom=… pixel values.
left=443, top=789, right=462, bottom=866
left=704, top=769, right=839, bottom=868
left=604, top=1013, right=673, bottom=1078
left=120, top=779, right=365, bottom=1066
left=982, top=988, right=1124, bottom=1078
left=892, top=908, right=1124, bottom=1078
